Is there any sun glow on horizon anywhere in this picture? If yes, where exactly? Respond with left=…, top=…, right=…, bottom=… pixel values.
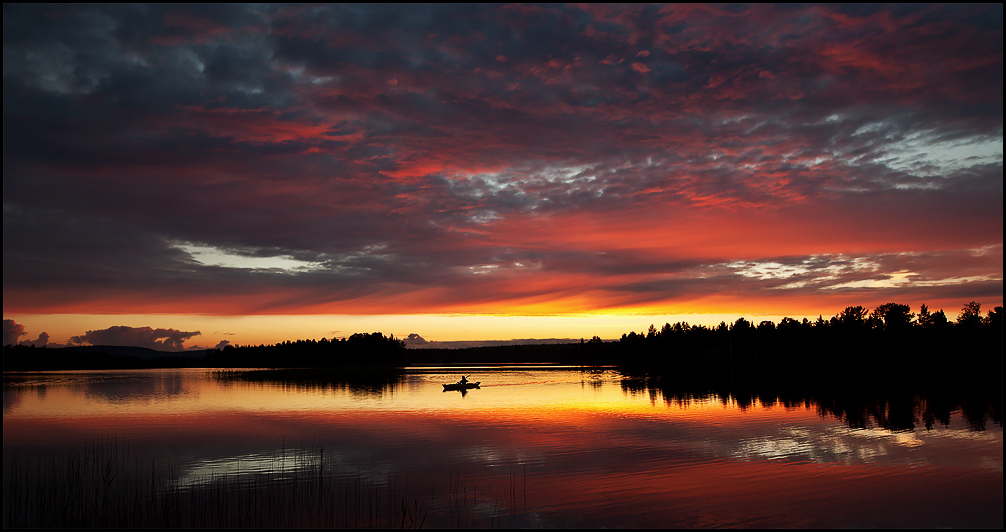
left=8, top=296, right=1000, bottom=351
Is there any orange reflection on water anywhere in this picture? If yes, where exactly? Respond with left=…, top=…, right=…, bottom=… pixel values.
left=520, top=454, right=1003, bottom=528
left=3, top=368, right=1002, bottom=528
left=4, top=368, right=823, bottom=419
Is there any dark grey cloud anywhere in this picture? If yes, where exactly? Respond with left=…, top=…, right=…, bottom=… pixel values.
left=3, top=319, right=27, bottom=346
left=19, top=331, right=50, bottom=348
left=70, top=326, right=200, bottom=351
left=2, top=4, right=1001, bottom=316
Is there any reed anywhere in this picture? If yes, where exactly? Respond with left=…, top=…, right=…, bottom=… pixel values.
left=4, top=440, right=536, bottom=528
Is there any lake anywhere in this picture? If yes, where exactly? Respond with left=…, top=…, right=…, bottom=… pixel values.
left=3, top=366, right=1002, bottom=528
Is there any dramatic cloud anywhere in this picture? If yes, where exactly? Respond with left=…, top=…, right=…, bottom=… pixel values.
left=69, top=326, right=201, bottom=351
left=404, top=333, right=429, bottom=348
left=3, top=4, right=1002, bottom=334
left=3, top=320, right=59, bottom=347
left=3, top=319, right=27, bottom=346
left=20, top=331, right=50, bottom=348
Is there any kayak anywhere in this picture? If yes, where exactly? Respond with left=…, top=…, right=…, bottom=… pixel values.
left=443, top=381, right=480, bottom=390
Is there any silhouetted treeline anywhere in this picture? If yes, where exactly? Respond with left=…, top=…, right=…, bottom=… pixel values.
left=596, top=301, right=1002, bottom=372
left=3, top=302, right=1001, bottom=373
left=204, top=332, right=408, bottom=368
left=3, top=304, right=1000, bottom=430
left=610, top=301, right=1002, bottom=432
left=3, top=332, right=408, bottom=371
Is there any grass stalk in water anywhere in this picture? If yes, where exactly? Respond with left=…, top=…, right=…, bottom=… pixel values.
left=4, top=440, right=537, bottom=528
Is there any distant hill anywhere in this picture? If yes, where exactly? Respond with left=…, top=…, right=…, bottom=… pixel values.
left=56, top=345, right=199, bottom=358
left=404, top=335, right=583, bottom=349
left=4, top=344, right=209, bottom=371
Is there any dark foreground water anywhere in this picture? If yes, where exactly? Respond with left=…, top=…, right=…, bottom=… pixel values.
left=3, top=367, right=1002, bottom=528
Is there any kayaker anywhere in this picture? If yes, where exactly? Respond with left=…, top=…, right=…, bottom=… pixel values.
left=459, top=375, right=468, bottom=385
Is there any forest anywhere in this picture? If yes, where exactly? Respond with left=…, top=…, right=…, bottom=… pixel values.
left=4, top=301, right=1001, bottom=432
left=3, top=301, right=1002, bottom=371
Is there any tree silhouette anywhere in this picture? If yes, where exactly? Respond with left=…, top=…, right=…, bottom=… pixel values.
left=836, top=306, right=870, bottom=328
left=984, top=306, right=1004, bottom=328
left=957, top=301, right=983, bottom=328
left=930, top=308, right=950, bottom=330
left=872, top=303, right=914, bottom=331
left=917, top=304, right=933, bottom=329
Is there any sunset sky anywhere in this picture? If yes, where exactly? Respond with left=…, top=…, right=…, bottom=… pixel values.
left=3, top=4, right=1002, bottom=350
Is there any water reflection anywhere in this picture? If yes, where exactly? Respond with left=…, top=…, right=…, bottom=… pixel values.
left=3, top=367, right=1002, bottom=528
left=174, top=448, right=327, bottom=489
left=82, top=373, right=187, bottom=404
left=620, top=373, right=1001, bottom=433
left=443, top=386, right=478, bottom=397
left=213, top=367, right=406, bottom=397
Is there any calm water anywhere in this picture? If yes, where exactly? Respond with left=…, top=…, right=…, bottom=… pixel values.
left=4, top=366, right=1002, bottom=528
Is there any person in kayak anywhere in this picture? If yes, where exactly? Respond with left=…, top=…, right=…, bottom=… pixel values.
left=459, top=375, right=469, bottom=385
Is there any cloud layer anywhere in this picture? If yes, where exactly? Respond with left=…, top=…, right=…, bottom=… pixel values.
left=3, top=4, right=1002, bottom=319
left=4, top=319, right=199, bottom=350
left=69, top=326, right=201, bottom=351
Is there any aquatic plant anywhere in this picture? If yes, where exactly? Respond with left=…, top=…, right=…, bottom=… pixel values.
left=3, top=440, right=535, bottom=528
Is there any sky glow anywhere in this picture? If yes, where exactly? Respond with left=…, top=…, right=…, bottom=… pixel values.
left=3, top=4, right=1002, bottom=349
